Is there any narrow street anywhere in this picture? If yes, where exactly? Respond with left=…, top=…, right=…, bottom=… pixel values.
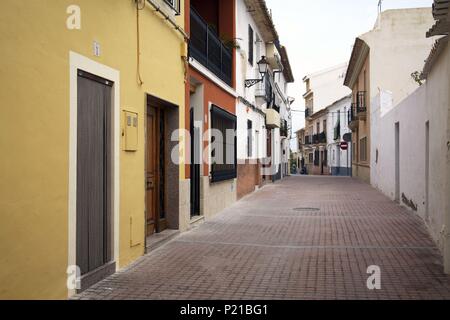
left=75, top=176, right=450, bottom=300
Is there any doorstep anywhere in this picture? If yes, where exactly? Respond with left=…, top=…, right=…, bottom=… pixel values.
left=190, top=215, right=205, bottom=229
left=145, top=229, right=180, bottom=253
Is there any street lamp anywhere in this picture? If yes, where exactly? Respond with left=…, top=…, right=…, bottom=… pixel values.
left=245, top=56, right=269, bottom=88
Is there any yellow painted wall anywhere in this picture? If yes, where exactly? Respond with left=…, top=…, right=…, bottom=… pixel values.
left=0, top=0, right=186, bottom=299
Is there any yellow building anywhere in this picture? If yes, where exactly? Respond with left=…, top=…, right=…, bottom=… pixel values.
left=0, top=0, right=189, bottom=299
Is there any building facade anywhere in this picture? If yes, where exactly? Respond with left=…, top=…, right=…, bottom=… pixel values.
left=235, top=0, right=294, bottom=199
left=186, top=0, right=238, bottom=222
left=0, top=0, right=188, bottom=299
left=303, top=63, right=350, bottom=117
left=344, top=8, right=435, bottom=184
left=369, top=2, right=450, bottom=273
left=304, top=108, right=329, bottom=176
left=326, top=95, right=352, bottom=176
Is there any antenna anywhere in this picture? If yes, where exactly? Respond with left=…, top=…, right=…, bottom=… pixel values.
left=378, top=0, right=383, bottom=14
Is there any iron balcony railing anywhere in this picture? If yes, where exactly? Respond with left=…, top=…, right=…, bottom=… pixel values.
left=305, top=108, right=311, bottom=118
left=255, top=75, right=274, bottom=104
left=305, top=135, right=312, bottom=145
left=280, top=120, right=289, bottom=137
left=312, top=132, right=326, bottom=144
left=349, top=91, right=367, bottom=124
left=313, top=134, right=319, bottom=144
left=348, top=103, right=357, bottom=123
left=318, top=132, right=326, bottom=144
left=356, top=91, right=367, bottom=113
left=189, top=7, right=233, bottom=86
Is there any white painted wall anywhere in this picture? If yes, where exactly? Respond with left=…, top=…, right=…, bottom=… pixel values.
left=236, top=102, right=267, bottom=161
left=235, top=0, right=292, bottom=178
left=235, top=0, right=266, bottom=105
left=362, top=8, right=435, bottom=108
left=371, top=42, right=450, bottom=257
left=304, top=63, right=351, bottom=114
left=235, top=0, right=267, bottom=162
left=326, top=96, right=352, bottom=173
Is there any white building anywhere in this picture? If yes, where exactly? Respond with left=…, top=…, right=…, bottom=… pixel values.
left=344, top=7, right=435, bottom=183
left=326, top=95, right=352, bottom=176
left=303, top=63, right=351, bottom=116
left=235, top=0, right=294, bottom=198
left=367, top=4, right=450, bottom=272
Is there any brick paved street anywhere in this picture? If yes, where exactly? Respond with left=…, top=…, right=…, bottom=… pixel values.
left=75, top=176, right=450, bottom=300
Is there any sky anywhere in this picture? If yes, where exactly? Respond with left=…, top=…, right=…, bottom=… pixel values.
left=264, top=0, right=433, bottom=143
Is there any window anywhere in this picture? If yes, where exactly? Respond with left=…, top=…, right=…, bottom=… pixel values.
left=309, top=153, right=313, bottom=164
left=210, top=105, right=237, bottom=183
left=360, top=137, right=367, bottom=162
left=164, top=0, right=181, bottom=15
left=247, top=120, right=253, bottom=158
left=323, top=120, right=327, bottom=133
left=248, top=25, right=254, bottom=66
left=314, top=150, right=320, bottom=166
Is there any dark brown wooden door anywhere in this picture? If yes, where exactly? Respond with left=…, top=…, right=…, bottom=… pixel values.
left=76, top=70, right=113, bottom=277
left=146, top=106, right=158, bottom=236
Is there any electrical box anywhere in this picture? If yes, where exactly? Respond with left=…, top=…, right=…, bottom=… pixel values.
left=123, top=111, right=138, bottom=151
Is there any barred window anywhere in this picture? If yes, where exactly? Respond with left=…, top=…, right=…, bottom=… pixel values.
left=210, top=105, right=237, bottom=183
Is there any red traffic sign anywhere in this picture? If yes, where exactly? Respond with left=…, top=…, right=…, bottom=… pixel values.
left=340, top=142, right=349, bottom=150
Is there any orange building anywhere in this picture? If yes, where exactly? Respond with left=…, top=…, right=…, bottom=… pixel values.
left=184, top=0, right=238, bottom=223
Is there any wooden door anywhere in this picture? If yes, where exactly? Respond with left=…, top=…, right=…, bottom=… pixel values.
left=76, top=70, right=113, bottom=278
left=190, top=109, right=201, bottom=217
left=146, top=107, right=158, bottom=236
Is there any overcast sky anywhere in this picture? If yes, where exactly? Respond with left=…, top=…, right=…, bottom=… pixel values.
left=264, top=0, right=433, bottom=140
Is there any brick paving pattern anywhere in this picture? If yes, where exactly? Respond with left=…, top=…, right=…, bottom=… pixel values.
left=74, top=176, right=450, bottom=300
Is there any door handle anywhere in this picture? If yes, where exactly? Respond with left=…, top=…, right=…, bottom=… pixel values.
left=146, top=179, right=154, bottom=189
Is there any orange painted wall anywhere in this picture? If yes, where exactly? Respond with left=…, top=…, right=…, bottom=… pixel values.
left=190, top=68, right=236, bottom=177
left=184, top=0, right=237, bottom=179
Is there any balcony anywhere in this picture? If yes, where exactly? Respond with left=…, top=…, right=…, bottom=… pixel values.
left=312, top=132, right=326, bottom=144
left=280, top=120, right=289, bottom=138
left=318, top=132, right=326, bottom=144
left=189, top=7, right=233, bottom=86
left=266, top=108, right=280, bottom=129
left=348, top=92, right=367, bottom=130
left=305, top=108, right=311, bottom=119
left=355, top=91, right=367, bottom=120
left=305, top=136, right=312, bottom=145
left=255, top=75, right=273, bottom=106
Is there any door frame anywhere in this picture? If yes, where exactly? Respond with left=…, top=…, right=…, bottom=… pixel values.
left=395, top=122, right=400, bottom=202
left=68, top=52, right=120, bottom=297
left=145, top=97, right=169, bottom=237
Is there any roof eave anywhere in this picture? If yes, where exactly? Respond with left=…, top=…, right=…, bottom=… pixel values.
left=344, top=38, right=370, bottom=89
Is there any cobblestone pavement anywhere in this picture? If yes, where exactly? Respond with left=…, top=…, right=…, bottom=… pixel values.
left=75, top=176, right=450, bottom=300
